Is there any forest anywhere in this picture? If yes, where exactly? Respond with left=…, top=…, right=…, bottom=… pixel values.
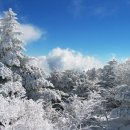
left=0, top=9, right=130, bottom=130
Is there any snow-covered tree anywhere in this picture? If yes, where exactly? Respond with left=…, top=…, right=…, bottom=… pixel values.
left=0, top=61, right=26, bottom=98
left=114, top=60, right=130, bottom=86
left=0, top=9, right=61, bottom=103
left=49, top=70, right=99, bottom=100
left=98, top=59, right=118, bottom=89
left=0, top=95, right=54, bottom=130
left=0, top=8, right=24, bottom=67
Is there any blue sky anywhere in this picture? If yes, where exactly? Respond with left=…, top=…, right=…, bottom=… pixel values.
left=1, top=0, right=130, bottom=61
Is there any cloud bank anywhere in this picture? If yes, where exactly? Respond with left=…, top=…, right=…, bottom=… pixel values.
left=30, top=48, right=103, bottom=73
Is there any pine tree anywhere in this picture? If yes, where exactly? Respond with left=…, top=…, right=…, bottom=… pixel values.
left=0, top=8, right=24, bottom=67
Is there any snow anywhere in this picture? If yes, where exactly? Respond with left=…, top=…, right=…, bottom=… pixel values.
left=0, top=62, right=12, bottom=80
left=1, top=8, right=130, bottom=130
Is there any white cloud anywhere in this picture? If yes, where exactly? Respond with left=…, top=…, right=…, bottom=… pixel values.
left=47, top=48, right=103, bottom=71
left=20, top=24, right=43, bottom=44
left=31, top=48, right=103, bottom=73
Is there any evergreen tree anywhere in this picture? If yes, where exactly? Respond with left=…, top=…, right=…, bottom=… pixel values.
left=0, top=8, right=24, bottom=67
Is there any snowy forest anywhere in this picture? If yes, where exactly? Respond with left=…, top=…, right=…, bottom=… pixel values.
left=0, top=8, right=130, bottom=130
